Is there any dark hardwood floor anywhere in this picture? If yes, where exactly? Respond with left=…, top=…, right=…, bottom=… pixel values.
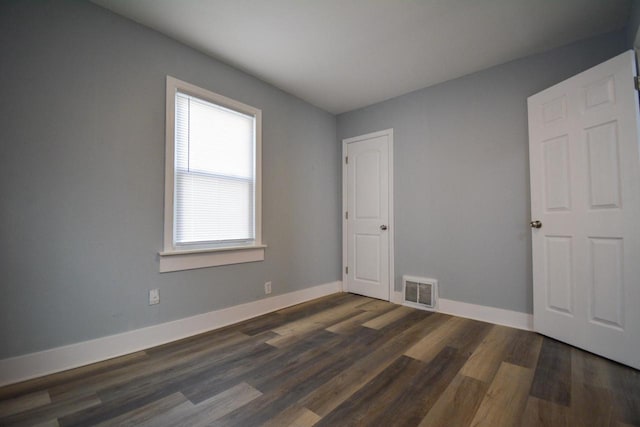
left=0, top=292, right=639, bottom=426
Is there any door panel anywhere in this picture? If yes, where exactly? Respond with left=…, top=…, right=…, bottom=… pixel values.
left=543, top=136, right=571, bottom=211
left=528, top=50, right=640, bottom=369
left=355, top=151, right=381, bottom=219
left=544, top=236, right=573, bottom=315
left=344, top=131, right=392, bottom=301
left=355, top=234, right=380, bottom=282
left=585, top=122, right=621, bottom=208
left=588, top=237, right=624, bottom=329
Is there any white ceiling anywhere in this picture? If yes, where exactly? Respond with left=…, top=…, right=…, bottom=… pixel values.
left=92, top=0, right=631, bottom=114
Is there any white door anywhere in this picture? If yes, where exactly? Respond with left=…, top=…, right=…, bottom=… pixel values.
left=528, top=50, right=640, bottom=369
left=343, top=129, right=393, bottom=301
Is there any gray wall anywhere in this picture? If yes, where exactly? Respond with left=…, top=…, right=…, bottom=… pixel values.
left=0, top=1, right=340, bottom=359
left=627, top=0, right=640, bottom=48
left=337, top=31, right=627, bottom=314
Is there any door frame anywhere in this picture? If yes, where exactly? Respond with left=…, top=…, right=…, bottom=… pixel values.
left=342, top=128, right=395, bottom=301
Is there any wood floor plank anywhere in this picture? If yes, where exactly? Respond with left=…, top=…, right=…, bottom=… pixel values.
left=212, top=325, right=403, bottom=426
left=0, top=390, right=51, bottom=418
left=235, top=295, right=358, bottom=337
left=459, top=324, right=519, bottom=383
left=373, top=348, right=468, bottom=426
left=519, top=396, right=568, bottom=427
left=235, top=312, right=284, bottom=336
left=275, top=293, right=362, bottom=316
left=355, top=299, right=397, bottom=312
left=210, top=360, right=345, bottom=426
left=93, top=392, right=189, bottom=427
left=325, top=310, right=380, bottom=334
left=0, top=352, right=148, bottom=401
left=606, top=357, right=640, bottom=425
left=569, top=383, right=614, bottom=427
left=266, top=316, right=355, bottom=348
left=261, top=405, right=320, bottom=427
left=183, top=330, right=346, bottom=403
left=1, top=392, right=101, bottom=427
left=135, top=401, right=193, bottom=427
left=96, top=331, right=274, bottom=402
left=405, top=315, right=465, bottom=362
left=267, top=297, right=369, bottom=347
left=571, top=347, right=612, bottom=390
left=300, top=311, right=446, bottom=417
left=313, top=354, right=419, bottom=426
left=419, top=374, right=488, bottom=427
left=529, top=337, right=572, bottom=406
left=504, top=329, right=544, bottom=369
left=31, top=420, right=60, bottom=427
left=49, top=331, right=254, bottom=400
left=470, top=362, right=534, bottom=427
left=271, top=297, right=367, bottom=335
left=101, top=336, right=272, bottom=404
left=361, top=305, right=414, bottom=330
left=237, top=293, right=358, bottom=337
left=144, top=326, right=242, bottom=357
left=569, top=347, right=619, bottom=426
left=322, top=347, right=468, bottom=427
left=242, top=330, right=365, bottom=395
left=57, top=334, right=277, bottom=426
left=146, top=382, right=261, bottom=427
left=444, top=317, right=493, bottom=357
left=119, top=341, right=275, bottom=404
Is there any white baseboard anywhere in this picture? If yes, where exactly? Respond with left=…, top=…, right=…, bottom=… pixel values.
left=392, top=290, right=403, bottom=304
left=393, top=290, right=532, bottom=331
left=0, top=281, right=343, bottom=387
left=437, top=298, right=533, bottom=331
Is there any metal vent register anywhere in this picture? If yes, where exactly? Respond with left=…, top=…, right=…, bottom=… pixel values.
left=403, top=276, right=438, bottom=311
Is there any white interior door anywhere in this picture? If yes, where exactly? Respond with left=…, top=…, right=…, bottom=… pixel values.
left=528, top=50, right=640, bottom=369
left=343, top=129, right=393, bottom=301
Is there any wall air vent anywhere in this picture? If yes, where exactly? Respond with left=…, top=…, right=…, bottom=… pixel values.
left=403, top=275, right=438, bottom=311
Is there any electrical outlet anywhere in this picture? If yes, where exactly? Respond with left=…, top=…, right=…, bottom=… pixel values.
left=264, top=281, right=272, bottom=295
left=149, top=288, right=160, bottom=305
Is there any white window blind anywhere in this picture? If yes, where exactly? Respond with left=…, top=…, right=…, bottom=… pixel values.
left=174, top=92, right=256, bottom=248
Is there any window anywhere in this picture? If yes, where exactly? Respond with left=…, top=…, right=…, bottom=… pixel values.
left=160, top=76, right=264, bottom=272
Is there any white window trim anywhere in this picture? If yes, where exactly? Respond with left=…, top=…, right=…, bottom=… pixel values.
left=159, top=76, right=264, bottom=273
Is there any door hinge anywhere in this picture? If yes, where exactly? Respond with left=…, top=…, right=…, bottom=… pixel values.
left=635, top=76, right=640, bottom=91
left=345, top=211, right=348, bottom=219
left=345, top=266, right=349, bottom=274
left=345, top=156, right=348, bottom=164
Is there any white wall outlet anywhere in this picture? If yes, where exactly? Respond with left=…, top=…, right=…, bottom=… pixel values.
left=149, top=288, right=160, bottom=305
left=264, top=281, right=272, bottom=295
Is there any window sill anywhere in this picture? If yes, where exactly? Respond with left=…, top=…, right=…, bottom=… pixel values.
left=159, top=245, right=266, bottom=273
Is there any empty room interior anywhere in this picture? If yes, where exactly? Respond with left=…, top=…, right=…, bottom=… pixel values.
left=1, top=0, right=640, bottom=426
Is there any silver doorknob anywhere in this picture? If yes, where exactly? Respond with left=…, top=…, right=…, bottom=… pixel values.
left=380, top=225, right=388, bottom=230
left=530, top=220, right=542, bottom=229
